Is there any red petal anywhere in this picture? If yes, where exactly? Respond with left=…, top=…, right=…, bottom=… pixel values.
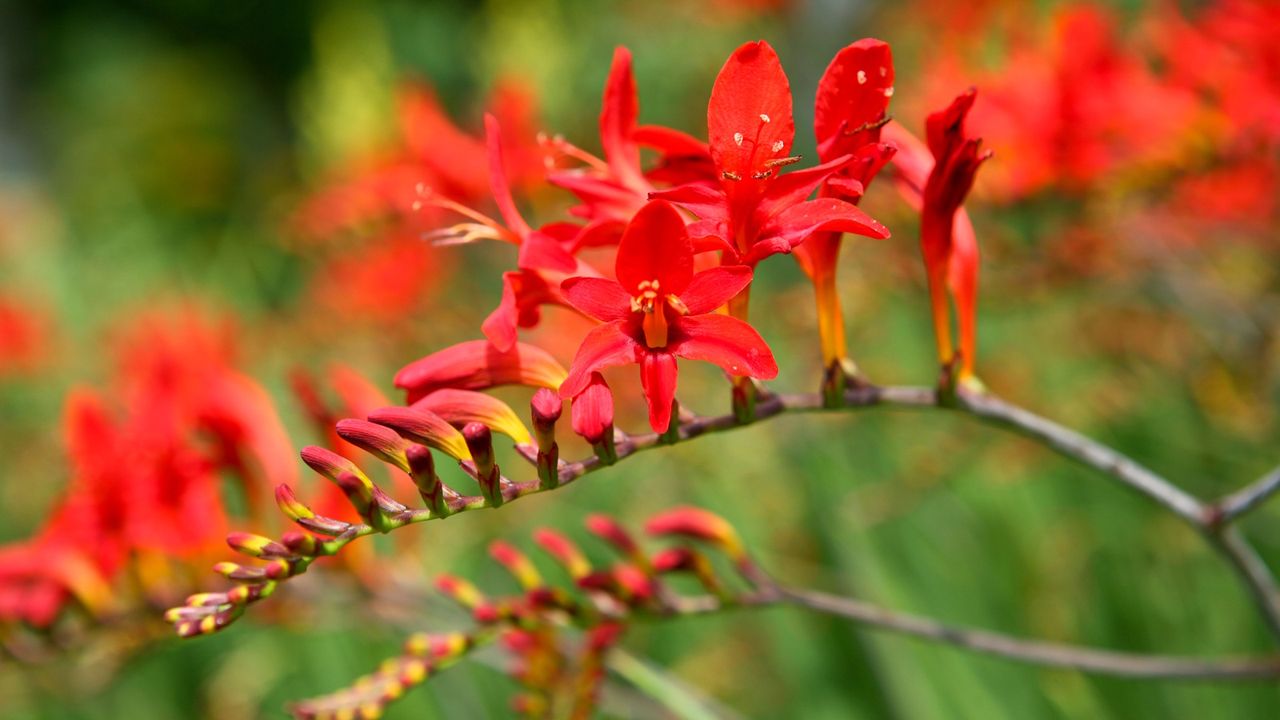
left=482, top=271, right=557, bottom=352
left=561, top=277, right=632, bottom=323
left=548, top=170, right=645, bottom=223
left=517, top=228, right=577, bottom=273
left=647, top=183, right=728, bottom=222
left=882, top=122, right=930, bottom=206
left=756, top=153, right=852, bottom=220
left=815, top=39, right=894, bottom=162
left=571, top=218, right=625, bottom=251
left=634, top=124, right=711, bottom=158
left=679, top=266, right=752, bottom=315
left=708, top=41, right=795, bottom=180
left=484, top=114, right=532, bottom=238
left=481, top=273, right=521, bottom=351
left=829, top=142, right=897, bottom=200
left=947, top=209, right=979, bottom=378
left=686, top=220, right=736, bottom=257
left=615, top=200, right=694, bottom=296
left=640, top=351, right=678, bottom=433
left=671, top=314, right=777, bottom=379
left=559, top=322, right=640, bottom=398
left=925, top=88, right=977, bottom=163
left=601, top=47, right=645, bottom=189
left=751, top=197, right=889, bottom=264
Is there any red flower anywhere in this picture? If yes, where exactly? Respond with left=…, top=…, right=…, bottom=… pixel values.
left=794, top=39, right=898, bottom=368
left=557, top=200, right=777, bottom=432
left=427, top=114, right=602, bottom=351
left=654, top=41, right=890, bottom=267
left=890, top=90, right=990, bottom=380
left=547, top=46, right=714, bottom=231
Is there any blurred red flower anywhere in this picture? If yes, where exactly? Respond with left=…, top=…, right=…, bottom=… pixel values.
left=0, top=311, right=295, bottom=627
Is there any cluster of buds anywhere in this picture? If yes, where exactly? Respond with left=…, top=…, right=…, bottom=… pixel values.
left=289, top=507, right=763, bottom=720
left=165, top=358, right=642, bottom=637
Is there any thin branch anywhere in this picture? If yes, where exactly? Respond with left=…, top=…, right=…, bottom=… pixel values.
left=771, top=586, right=1280, bottom=680
left=1217, top=464, right=1280, bottom=524
left=950, top=391, right=1207, bottom=525
left=1209, top=528, right=1280, bottom=641
left=936, top=391, right=1280, bottom=641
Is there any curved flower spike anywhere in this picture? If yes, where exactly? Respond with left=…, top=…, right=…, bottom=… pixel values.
left=558, top=200, right=777, bottom=432
left=395, top=340, right=568, bottom=403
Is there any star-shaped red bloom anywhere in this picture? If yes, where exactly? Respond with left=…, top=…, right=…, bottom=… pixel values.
left=558, top=200, right=777, bottom=432
left=654, top=40, right=890, bottom=266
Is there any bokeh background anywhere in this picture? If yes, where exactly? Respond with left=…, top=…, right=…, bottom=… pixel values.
left=1, top=0, right=1278, bottom=717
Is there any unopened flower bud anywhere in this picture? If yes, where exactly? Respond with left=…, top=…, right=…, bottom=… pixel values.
left=435, top=574, right=485, bottom=609
left=414, top=389, right=532, bottom=445
left=530, top=388, right=562, bottom=445
left=463, top=422, right=503, bottom=508
left=226, top=532, right=290, bottom=559
left=335, top=470, right=376, bottom=521
left=405, top=444, right=449, bottom=517
left=645, top=506, right=746, bottom=562
left=530, top=388, right=562, bottom=489
left=368, top=406, right=472, bottom=461
left=335, top=418, right=411, bottom=472
left=571, top=373, right=616, bottom=464
left=489, top=540, right=542, bottom=590
left=533, top=528, right=591, bottom=579
left=585, top=514, right=643, bottom=564
left=280, top=530, right=320, bottom=557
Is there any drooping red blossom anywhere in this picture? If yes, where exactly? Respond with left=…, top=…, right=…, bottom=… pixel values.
left=654, top=40, right=890, bottom=267
left=558, top=200, right=777, bottom=432
left=794, top=39, right=899, bottom=367
left=887, top=91, right=989, bottom=380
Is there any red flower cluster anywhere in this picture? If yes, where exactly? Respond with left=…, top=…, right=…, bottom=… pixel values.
left=381, top=38, right=989, bottom=449
left=0, top=313, right=295, bottom=627
left=907, top=1, right=1280, bottom=210
left=293, top=79, right=543, bottom=325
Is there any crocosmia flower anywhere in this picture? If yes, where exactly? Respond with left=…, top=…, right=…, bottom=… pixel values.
left=891, top=89, right=990, bottom=382
left=656, top=40, right=890, bottom=268
left=558, top=200, right=777, bottom=432
left=795, top=38, right=898, bottom=369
